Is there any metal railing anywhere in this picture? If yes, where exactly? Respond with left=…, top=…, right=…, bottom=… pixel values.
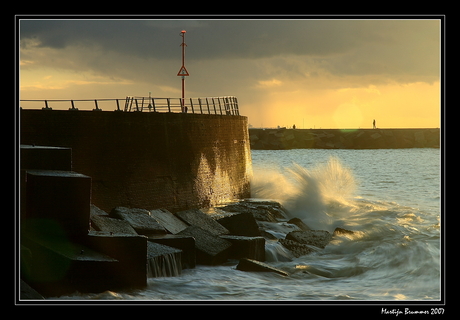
left=20, top=96, right=240, bottom=116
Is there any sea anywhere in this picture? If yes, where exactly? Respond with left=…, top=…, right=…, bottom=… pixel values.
left=54, top=148, right=442, bottom=302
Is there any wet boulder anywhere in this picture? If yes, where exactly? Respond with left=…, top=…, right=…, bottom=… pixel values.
left=176, top=209, right=229, bottom=235
left=178, top=225, right=232, bottom=265
left=214, top=211, right=261, bottom=236
left=149, top=208, right=188, bottom=234
left=220, top=235, right=265, bottom=261
left=279, top=239, right=318, bottom=258
left=110, top=207, right=167, bottom=236
left=285, top=230, right=333, bottom=249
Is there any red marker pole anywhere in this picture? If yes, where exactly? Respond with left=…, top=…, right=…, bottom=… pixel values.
left=177, top=30, right=189, bottom=113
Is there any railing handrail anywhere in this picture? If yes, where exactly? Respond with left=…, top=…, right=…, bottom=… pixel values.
left=19, top=96, right=240, bottom=116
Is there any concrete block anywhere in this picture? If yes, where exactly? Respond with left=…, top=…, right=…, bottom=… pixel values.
left=220, top=235, right=265, bottom=261
left=147, top=242, right=182, bottom=278
left=110, top=207, right=167, bottom=236
left=176, top=209, right=229, bottom=235
left=214, top=211, right=261, bottom=236
left=85, top=231, right=148, bottom=289
left=285, top=230, right=332, bottom=249
left=178, top=225, right=232, bottom=265
left=90, top=214, right=137, bottom=235
left=149, top=208, right=188, bottom=234
left=21, top=232, right=119, bottom=296
left=279, top=239, right=317, bottom=258
left=148, top=234, right=196, bottom=269
left=25, top=170, right=91, bottom=239
left=236, top=258, right=289, bottom=277
left=20, top=145, right=72, bottom=171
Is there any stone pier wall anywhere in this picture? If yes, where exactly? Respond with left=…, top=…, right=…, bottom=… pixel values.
left=20, top=110, right=252, bottom=213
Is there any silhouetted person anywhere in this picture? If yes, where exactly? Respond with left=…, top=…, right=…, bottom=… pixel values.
left=373, top=119, right=376, bottom=129
left=293, top=124, right=296, bottom=129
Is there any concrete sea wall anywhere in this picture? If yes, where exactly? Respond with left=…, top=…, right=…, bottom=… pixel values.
left=20, top=109, right=252, bottom=213
left=249, top=128, right=440, bottom=150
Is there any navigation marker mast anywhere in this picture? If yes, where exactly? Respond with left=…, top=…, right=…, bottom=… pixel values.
left=177, top=30, right=189, bottom=113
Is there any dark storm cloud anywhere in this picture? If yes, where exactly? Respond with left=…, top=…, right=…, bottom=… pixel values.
left=20, top=18, right=440, bottom=80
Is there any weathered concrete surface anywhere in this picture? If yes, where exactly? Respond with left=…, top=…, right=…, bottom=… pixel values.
left=285, top=230, right=333, bottom=249
left=24, top=170, right=91, bottom=239
left=148, top=235, right=196, bottom=269
left=84, top=231, right=148, bottom=289
left=20, top=145, right=72, bottom=171
left=20, top=110, right=252, bottom=213
left=147, top=241, right=182, bottom=278
left=110, top=207, right=167, bottom=236
left=249, top=128, right=440, bottom=150
left=176, top=209, right=229, bottom=235
left=90, top=213, right=137, bottom=235
left=214, top=211, right=261, bottom=237
left=279, top=239, right=317, bottom=258
left=220, top=235, right=265, bottom=261
left=236, top=258, right=289, bottom=276
left=21, top=232, right=119, bottom=296
left=178, top=225, right=232, bottom=265
left=149, top=209, right=188, bottom=234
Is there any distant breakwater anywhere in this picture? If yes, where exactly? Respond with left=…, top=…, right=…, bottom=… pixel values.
left=249, top=128, right=440, bottom=150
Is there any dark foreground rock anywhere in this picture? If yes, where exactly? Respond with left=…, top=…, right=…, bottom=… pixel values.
left=149, top=208, right=188, bottom=234
left=178, top=225, right=232, bottom=265
left=285, top=230, right=333, bottom=249
left=220, top=235, right=265, bottom=261
left=147, top=241, right=182, bottom=278
left=110, top=207, right=167, bottom=236
left=214, top=211, right=261, bottom=237
left=148, top=235, right=196, bottom=269
left=236, top=258, right=289, bottom=276
left=279, top=239, right=318, bottom=258
left=176, top=209, right=229, bottom=235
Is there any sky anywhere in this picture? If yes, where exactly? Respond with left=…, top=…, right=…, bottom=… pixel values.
left=19, top=17, right=442, bottom=128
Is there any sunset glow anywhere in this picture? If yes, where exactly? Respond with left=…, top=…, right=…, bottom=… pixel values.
left=19, top=18, right=441, bottom=129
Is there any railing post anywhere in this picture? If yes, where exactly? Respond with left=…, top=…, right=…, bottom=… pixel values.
left=167, top=98, right=171, bottom=112
left=69, top=100, right=78, bottom=111
left=93, top=99, right=101, bottom=111
left=234, top=97, right=239, bottom=115
left=212, top=98, right=217, bottom=114
left=42, top=100, right=52, bottom=110
left=115, top=99, right=121, bottom=111
left=152, top=97, right=156, bottom=112
left=217, top=97, right=223, bottom=115
left=206, top=98, right=210, bottom=114
left=198, top=98, right=203, bottom=114
left=190, top=98, right=194, bottom=114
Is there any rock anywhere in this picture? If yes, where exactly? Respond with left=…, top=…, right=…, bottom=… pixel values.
left=220, top=235, right=265, bottom=261
left=285, top=230, right=332, bottom=249
left=214, top=211, right=261, bottom=236
left=279, top=239, right=317, bottom=258
left=287, top=217, right=311, bottom=231
left=149, top=208, right=188, bottom=234
left=146, top=241, right=182, bottom=278
left=178, top=225, right=232, bottom=265
left=90, top=214, right=138, bottom=235
left=148, top=235, right=196, bottom=269
left=333, top=227, right=355, bottom=236
left=220, top=200, right=289, bottom=222
left=176, top=209, right=229, bottom=235
left=110, top=207, right=167, bottom=236
left=236, top=258, right=289, bottom=277
left=85, top=231, right=148, bottom=289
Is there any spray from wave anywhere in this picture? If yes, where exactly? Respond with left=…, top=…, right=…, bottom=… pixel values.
left=251, top=156, right=357, bottom=231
